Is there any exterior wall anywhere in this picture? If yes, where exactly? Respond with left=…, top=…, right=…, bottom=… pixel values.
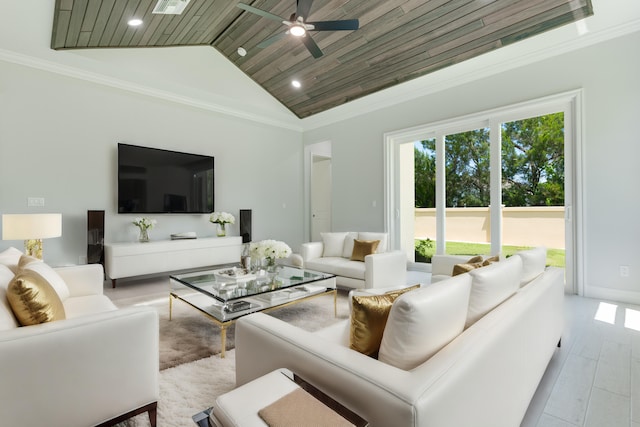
left=415, top=207, right=565, bottom=249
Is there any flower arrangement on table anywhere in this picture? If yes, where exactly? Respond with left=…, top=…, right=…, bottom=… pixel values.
left=132, top=217, right=156, bottom=242
left=250, top=239, right=292, bottom=269
left=209, top=212, right=235, bottom=237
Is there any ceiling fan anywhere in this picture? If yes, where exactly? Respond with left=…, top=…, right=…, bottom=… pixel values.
left=237, top=0, right=359, bottom=58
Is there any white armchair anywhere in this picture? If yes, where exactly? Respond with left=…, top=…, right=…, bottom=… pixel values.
left=300, top=232, right=407, bottom=289
left=0, top=252, right=159, bottom=427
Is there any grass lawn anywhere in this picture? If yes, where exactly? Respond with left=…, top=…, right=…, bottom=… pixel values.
left=415, top=240, right=565, bottom=267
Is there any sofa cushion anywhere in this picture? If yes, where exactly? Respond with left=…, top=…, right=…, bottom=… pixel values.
left=358, top=232, right=388, bottom=253
left=6, top=270, right=67, bottom=326
left=378, top=274, right=472, bottom=370
left=452, top=255, right=484, bottom=276
left=0, top=247, right=24, bottom=273
left=341, top=232, right=359, bottom=258
left=515, top=247, right=547, bottom=286
left=350, top=285, right=420, bottom=357
left=465, top=255, right=523, bottom=328
left=320, top=232, right=349, bottom=257
left=305, top=258, right=366, bottom=280
left=0, top=264, right=19, bottom=330
left=20, top=259, right=71, bottom=301
left=350, top=239, right=380, bottom=262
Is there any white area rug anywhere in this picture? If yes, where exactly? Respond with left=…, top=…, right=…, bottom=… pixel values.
left=119, top=350, right=237, bottom=427
left=117, top=290, right=349, bottom=426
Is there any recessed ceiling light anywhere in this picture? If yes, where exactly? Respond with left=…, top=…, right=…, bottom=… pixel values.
left=128, top=19, right=143, bottom=26
left=237, top=47, right=247, bottom=57
left=292, top=80, right=301, bottom=88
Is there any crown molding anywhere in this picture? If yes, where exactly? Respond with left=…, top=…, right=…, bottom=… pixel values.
left=0, top=49, right=303, bottom=132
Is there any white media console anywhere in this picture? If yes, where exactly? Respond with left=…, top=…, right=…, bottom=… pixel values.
left=104, top=236, right=243, bottom=287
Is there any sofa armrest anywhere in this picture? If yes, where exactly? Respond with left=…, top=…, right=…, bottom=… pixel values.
left=54, top=263, right=105, bottom=297
left=364, top=250, right=407, bottom=289
left=235, top=313, right=421, bottom=426
left=431, top=254, right=476, bottom=276
left=300, top=241, right=323, bottom=262
left=0, top=306, right=159, bottom=427
left=407, top=261, right=432, bottom=273
left=277, top=253, right=303, bottom=268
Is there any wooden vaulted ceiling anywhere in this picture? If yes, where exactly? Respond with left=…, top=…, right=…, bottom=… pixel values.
left=51, top=0, right=594, bottom=118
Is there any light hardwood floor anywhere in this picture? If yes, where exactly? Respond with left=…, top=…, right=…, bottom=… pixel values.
left=105, top=277, right=640, bottom=427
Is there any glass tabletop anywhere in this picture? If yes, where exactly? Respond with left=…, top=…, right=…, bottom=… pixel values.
left=170, top=264, right=335, bottom=303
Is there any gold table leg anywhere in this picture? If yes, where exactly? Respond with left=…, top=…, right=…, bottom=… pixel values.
left=220, top=325, right=227, bottom=359
left=169, top=295, right=173, bottom=321
left=334, top=290, right=337, bottom=317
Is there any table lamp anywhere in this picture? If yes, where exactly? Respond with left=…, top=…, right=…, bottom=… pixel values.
left=2, top=213, right=62, bottom=259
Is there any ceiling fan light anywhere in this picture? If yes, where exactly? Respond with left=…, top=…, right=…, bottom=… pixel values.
left=289, top=25, right=306, bottom=37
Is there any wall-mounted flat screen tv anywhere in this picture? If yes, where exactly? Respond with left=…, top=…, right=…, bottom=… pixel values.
left=118, top=143, right=214, bottom=214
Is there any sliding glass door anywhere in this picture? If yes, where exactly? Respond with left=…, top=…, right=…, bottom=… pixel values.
left=386, top=92, right=582, bottom=293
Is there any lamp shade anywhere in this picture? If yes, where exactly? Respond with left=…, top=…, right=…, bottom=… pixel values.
left=2, top=214, right=62, bottom=240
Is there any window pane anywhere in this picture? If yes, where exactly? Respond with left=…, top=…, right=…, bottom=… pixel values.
left=445, top=128, right=490, bottom=256
left=501, top=112, right=565, bottom=267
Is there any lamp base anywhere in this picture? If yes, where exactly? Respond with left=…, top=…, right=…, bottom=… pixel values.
left=25, top=239, right=43, bottom=259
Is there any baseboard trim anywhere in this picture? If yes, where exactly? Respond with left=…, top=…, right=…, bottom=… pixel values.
left=584, top=285, right=640, bottom=305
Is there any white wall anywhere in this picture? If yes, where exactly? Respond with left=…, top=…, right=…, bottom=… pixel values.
left=303, top=31, right=640, bottom=303
left=0, top=61, right=304, bottom=267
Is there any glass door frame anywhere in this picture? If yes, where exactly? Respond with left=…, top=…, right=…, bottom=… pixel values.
left=383, top=90, right=584, bottom=294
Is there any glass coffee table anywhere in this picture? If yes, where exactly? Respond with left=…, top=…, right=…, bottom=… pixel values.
left=169, top=264, right=337, bottom=358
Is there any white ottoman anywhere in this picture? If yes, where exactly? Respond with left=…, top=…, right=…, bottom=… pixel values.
left=210, top=369, right=364, bottom=427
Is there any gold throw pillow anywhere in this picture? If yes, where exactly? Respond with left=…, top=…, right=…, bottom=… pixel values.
left=350, top=239, right=380, bottom=262
left=6, top=270, right=66, bottom=326
left=452, top=255, right=485, bottom=276
left=482, top=255, right=500, bottom=266
left=350, top=285, right=420, bottom=357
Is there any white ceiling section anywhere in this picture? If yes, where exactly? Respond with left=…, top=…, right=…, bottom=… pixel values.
left=0, top=1, right=639, bottom=132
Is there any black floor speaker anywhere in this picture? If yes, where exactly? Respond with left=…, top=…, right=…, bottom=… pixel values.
left=240, top=209, right=252, bottom=243
left=87, top=210, right=105, bottom=265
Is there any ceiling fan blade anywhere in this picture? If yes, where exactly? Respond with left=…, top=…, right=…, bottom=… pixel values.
left=237, top=3, right=286, bottom=23
left=296, top=0, right=314, bottom=20
left=257, top=32, right=287, bottom=49
left=308, top=19, right=359, bottom=31
left=301, top=34, right=323, bottom=58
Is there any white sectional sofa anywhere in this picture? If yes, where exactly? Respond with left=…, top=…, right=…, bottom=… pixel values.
left=234, top=247, right=564, bottom=427
left=300, top=232, right=407, bottom=289
left=0, top=247, right=159, bottom=427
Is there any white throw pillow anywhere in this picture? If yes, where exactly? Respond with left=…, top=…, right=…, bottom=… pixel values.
left=0, top=247, right=24, bottom=273
left=321, top=232, right=349, bottom=257
left=515, top=247, right=547, bottom=286
left=341, top=232, right=359, bottom=258
left=358, top=232, right=387, bottom=253
left=465, top=255, right=523, bottom=328
left=378, top=274, right=472, bottom=370
left=0, top=264, right=19, bottom=330
left=21, top=260, right=71, bottom=302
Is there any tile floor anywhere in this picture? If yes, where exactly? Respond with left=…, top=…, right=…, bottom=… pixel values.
left=105, top=276, right=640, bottom=427
left=523, top=295, right=640, bottom=427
